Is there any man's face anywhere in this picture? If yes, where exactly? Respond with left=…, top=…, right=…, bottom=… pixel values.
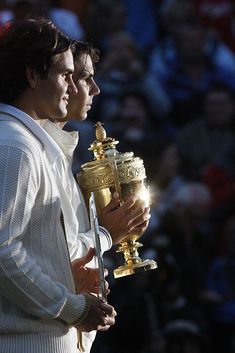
left=33, top=49, right=77, bottom=120
left=66, top=53, right=100, bottom=121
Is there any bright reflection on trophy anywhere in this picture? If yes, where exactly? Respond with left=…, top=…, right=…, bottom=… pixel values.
left=77, top=122, right=157, bottom=278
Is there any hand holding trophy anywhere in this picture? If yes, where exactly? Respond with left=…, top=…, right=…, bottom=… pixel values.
left=77, top=122, right=157, bottom=278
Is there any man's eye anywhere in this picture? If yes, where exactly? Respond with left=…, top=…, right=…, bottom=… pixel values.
left=85, top=77, right=92, bottom=84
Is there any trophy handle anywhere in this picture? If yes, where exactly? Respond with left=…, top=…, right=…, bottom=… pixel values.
left=109, top=159, right=123, bottom=203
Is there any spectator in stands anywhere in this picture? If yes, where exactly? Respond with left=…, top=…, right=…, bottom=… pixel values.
left=4, top=0, right=85, bottom=40
left=177, top=83, right=235, bottom=179
left=94, top=31, right=171, bottom=124
left=203, top=212, right=235, bottom=353
left=149, top=1, right=235, bottom=127
left=156, top=182, right=213, bottom=301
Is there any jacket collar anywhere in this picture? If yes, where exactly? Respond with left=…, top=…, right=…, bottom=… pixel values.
left=0, top=103, right=77, bottom=165
left=43, top=120, right=78, bottom=165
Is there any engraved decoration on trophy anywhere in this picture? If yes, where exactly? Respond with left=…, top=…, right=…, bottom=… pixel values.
left=77, top=122, right=157, bottom=278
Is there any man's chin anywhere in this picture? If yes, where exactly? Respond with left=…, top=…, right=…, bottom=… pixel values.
left=69, top=114, right=88, bottom=122
left=57, top=117, right=68, bottom=122
left=79, top=115, right=88, bottom=122
left=55, top=110, right=68, bottom=122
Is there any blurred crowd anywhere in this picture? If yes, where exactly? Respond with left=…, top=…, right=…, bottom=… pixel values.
left=1, top=0, right=235, bottom=352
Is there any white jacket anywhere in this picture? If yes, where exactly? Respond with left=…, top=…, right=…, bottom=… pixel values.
left=0, top=104, right=112, bottom=353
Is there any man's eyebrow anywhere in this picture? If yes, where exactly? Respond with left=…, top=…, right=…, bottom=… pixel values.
left=74, top=69, right=94, bottom=81
left=65, top=68, right=74, bottom=74
left=82, top=68, right=94, bottom=76
left=78, top=73, right=93, bottom=81
left=59, top=65, right=74, bottom=74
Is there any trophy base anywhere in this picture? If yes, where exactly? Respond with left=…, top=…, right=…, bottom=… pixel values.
left=113, top=259, right=157, bottom=279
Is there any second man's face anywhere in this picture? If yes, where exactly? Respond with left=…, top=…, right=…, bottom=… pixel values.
left=66, top=53, right=100, bottom=121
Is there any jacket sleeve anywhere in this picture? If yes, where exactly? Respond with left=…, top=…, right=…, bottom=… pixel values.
left=68, top=225, right=112, bottom=263
left=0, top=144, right=88, bottom=325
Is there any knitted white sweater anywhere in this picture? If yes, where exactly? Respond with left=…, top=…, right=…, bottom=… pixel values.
left=0, top=104, right=112, bottom=353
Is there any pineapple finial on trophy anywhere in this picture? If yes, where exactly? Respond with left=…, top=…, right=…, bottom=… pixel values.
left=88, top=122, right=119, bottom=160
left=95, top=122, right=106, bottom=141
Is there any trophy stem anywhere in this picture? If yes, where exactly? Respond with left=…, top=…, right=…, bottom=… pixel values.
left=113, top=238, right=158, bottom=279
left=117, top=239, right=143, bottom=265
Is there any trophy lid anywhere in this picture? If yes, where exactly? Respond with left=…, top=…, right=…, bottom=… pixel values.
left=88, top=122, right=120, bottom=160
left=77, top=122, right=146, bottom=192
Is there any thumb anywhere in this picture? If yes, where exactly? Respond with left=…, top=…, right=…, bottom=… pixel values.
left=73, top=247, right=95, bottom=268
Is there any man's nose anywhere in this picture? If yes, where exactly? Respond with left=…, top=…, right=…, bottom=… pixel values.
left=68, top=77, right=78, bottom=95
left=91, top=79, right=100, bottom=96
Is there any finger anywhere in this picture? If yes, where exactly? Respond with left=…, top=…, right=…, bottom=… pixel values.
left=98, top=324, right=111, bottom=332
left=122, top=197, right=149, bottom=218
left=73, top=247, right=95, bottom=268
left=130, top=211, right=151, bottom=228
left=105, top=280, right=110, bottom=295
left=99, top=302, right=117, bottom=317
left=103, top=192, right=120, bottom=212
left=121, top=194, right=138, bottom=210
left=98, top=316, right=116, bottom=331
left=75, top=268, right=100, bottom=294
left=130, top=220, right=150, bottom=235
left=134, top=205, right=150, bottom=219
left=100, top=314, right=116, bottom=327
left=104, top=268, right=109, bottom=278
left=97, top=315, right=115, bottom=331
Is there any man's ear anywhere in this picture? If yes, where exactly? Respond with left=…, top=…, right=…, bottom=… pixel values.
left=26, top=67, right=39, bottom=88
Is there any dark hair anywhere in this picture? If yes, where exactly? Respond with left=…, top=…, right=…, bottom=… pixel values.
left=0, top=17, right=73, bottom=104
left=72, top=40, right=100, bottom=67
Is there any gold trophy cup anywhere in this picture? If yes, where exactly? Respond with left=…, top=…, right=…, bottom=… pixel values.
left=77, top=122, right=157, bottom=278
